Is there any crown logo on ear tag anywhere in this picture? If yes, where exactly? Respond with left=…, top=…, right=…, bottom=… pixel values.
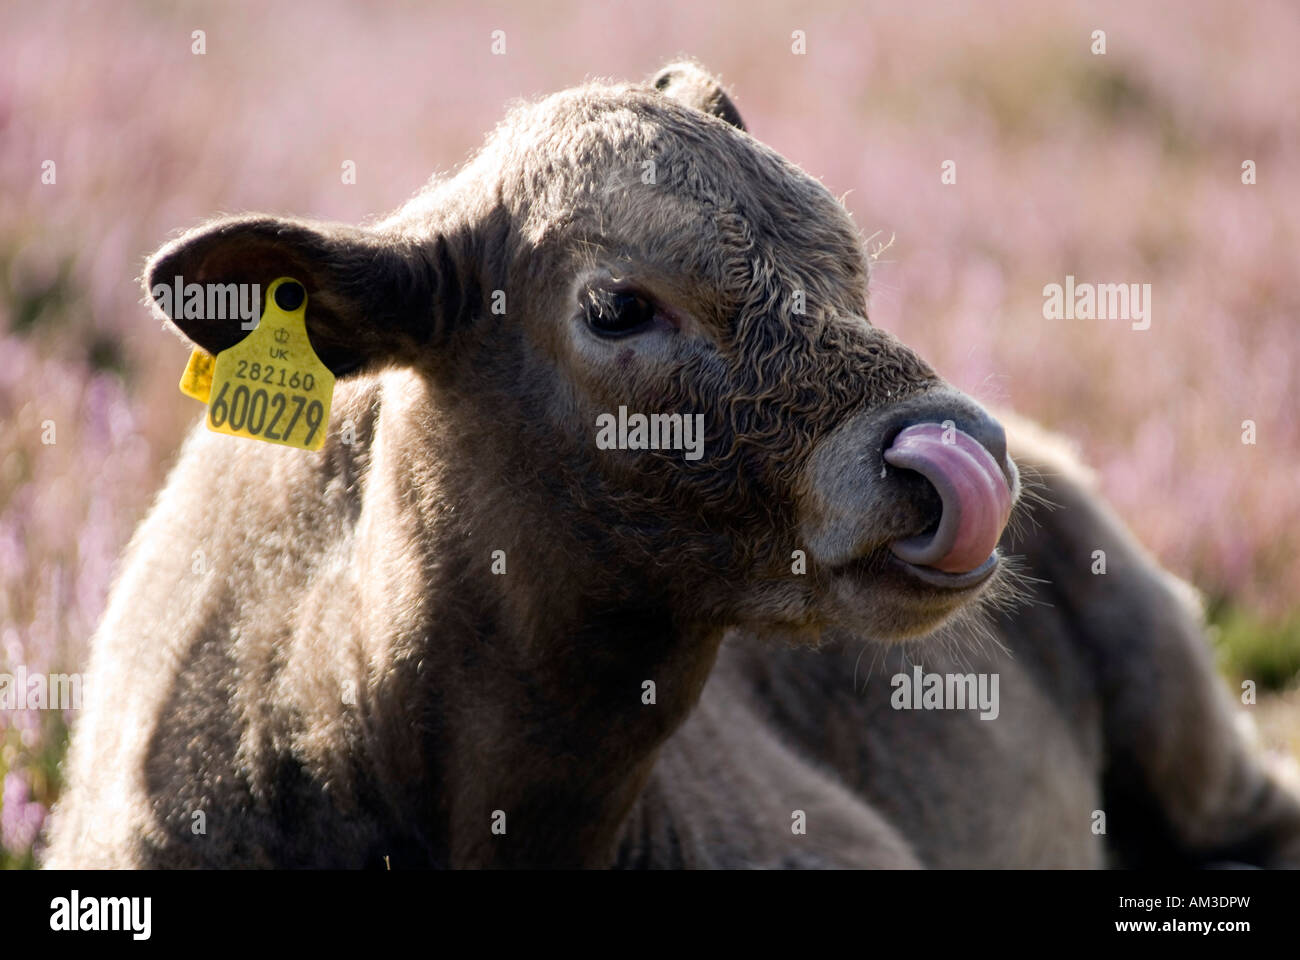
left=198, top=277, right=335, bottom=451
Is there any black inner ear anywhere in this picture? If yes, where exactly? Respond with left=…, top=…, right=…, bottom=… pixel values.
left=145, top=218, right=424, bottom=379
left=650, top=63, right=747, bottom=132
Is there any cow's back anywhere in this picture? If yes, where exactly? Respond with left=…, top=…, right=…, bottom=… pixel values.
left=44, top=378, right=386, bottom=867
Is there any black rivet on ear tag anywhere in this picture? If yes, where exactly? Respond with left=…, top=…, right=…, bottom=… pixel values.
left=275, top=281, right=305, bottom=311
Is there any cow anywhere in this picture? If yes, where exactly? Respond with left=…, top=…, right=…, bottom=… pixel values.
left=44, top=63, right=1300, bottom=868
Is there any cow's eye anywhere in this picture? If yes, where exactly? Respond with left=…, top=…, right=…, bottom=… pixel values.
left=586, top=288, right=658, bottom=337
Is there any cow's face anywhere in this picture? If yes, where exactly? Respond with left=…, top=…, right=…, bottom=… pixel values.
left=146, top=64, right=1018, bottom=643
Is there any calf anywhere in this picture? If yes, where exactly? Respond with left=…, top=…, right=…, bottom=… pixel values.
left=45, top=63, right=1300, bottom=868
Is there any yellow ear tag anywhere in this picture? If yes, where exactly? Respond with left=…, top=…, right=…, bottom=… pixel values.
left=179, top=348, right=215, bottom=403
left=202, top=277, right=335, bottom=451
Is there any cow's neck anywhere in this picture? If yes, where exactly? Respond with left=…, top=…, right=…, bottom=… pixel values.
left=351, top=373, right=724, bottom=867
left=437, top=600, right=722, bottom=867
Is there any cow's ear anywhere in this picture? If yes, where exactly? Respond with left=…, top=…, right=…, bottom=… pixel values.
left=650, top=62, right=746, bottom=132
left=144, top=215, right=471, bottom=377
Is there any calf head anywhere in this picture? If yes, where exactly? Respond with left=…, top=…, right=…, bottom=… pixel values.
left=147, top=62, right=1019, bottom=648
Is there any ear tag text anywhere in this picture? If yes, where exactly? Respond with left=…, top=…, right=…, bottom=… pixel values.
left=201, top=277, right=335, bottom=451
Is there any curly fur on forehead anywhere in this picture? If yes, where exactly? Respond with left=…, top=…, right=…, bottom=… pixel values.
left=480, top=83, right=871, bottom=319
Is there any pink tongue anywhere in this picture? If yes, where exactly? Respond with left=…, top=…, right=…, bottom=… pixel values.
left=883, top=423, right=1013, bottom=574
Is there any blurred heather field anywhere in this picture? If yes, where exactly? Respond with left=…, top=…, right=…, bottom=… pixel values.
left=2, top=0, right=1298, bottom=867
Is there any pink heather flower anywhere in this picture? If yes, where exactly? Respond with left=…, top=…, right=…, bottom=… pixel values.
left=1, top=770, right=48, bottom=857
